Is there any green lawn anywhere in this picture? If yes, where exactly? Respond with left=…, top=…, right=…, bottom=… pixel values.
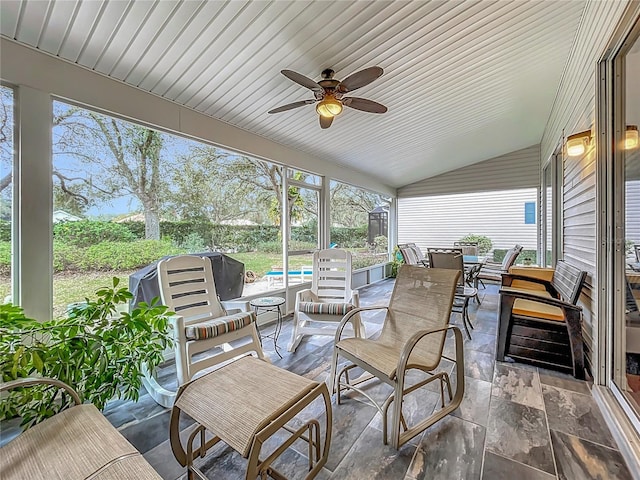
left=1, top=250, right=386, bottom=319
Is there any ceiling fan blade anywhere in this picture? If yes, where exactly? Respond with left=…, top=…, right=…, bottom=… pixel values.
left=281, top=70, right=323, bottom=92
left=342, top=97, right=387, bottom=114
left=268, top=99, right=315, bottom=114
left=319, top=115, right=334, bottom=129
left=337, top=66, right=383, bottom=93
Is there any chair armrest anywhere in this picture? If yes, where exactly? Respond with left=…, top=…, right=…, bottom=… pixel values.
left=398, top=325, right=465, bottom=381
left=0, top=377, right=82, bottom=405
left=221, top=300, right=250, bottom=314
left=334, top=305, right=388, bottom=343
left=499, top=287, right=581, bottom=311
left=349, top=289, right=360, bottom=307
left=501, top=274, right=557, bottom=296
left=296, top=288, right=317, bottom=303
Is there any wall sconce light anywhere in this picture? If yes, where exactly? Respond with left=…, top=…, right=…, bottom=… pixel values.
left=566, top=129, right=592, bottom=157
left=625, top=125, right=639, bottom=150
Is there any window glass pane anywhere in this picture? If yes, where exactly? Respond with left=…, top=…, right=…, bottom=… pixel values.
left=618, top=31, right=640, bottom=417
left=51, top=101, right=284, bottom=316
left=330, top=180, right=389, bottom=269
left=543, top=163, right=553, bottom=267
left=287, top=184, right=318, bottom=278
left=0, top=86, right=13, bottom=304
left=288, top=168, right=321, bottom=186
left=524, top=202, right=536, bottom=224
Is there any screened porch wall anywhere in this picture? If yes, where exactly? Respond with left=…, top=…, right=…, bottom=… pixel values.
left=540, top=0, right=631, bottom=373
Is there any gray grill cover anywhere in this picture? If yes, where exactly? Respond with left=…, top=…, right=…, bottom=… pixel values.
left=129, top=252, right=245, bottom=308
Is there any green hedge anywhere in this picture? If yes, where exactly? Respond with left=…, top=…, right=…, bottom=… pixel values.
left=54, top=220, right=136, bottom=247
left=122, top=221, right=369, bottom=251
left=492, top=249, right=539, bottom=264
left=52, top=240, right=183, bottom=272
left=0, top=221, right=10, bottom=242
left=0, top=241, right=9, bottom=275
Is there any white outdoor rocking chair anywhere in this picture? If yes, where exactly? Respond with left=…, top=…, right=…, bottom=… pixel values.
left=288, top=249, right=365, bottom=353
left=142, top=255, right=264, bottom=407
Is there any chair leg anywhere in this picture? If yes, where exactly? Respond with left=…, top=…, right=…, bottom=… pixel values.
left=329, top=348, right=340, bottom=395
left=565, top=310, right=585, bottom=380
left=496, top=296, right=516, bottom=361
left=288, top=313, right=303, bottom=352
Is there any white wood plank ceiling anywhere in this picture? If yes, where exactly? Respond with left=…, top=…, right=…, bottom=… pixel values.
left=0, top=0, right=587, bottom=188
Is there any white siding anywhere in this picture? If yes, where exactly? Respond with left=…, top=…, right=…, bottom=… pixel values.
left=627, top=180, right=640, bottom=246
left=541, top=0, right=630, bottom=369
left=398, top=188, right=538, bottom=254
left=398, top=145, right=540, bottom=197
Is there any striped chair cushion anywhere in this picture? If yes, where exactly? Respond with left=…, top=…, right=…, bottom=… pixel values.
left=185, top=311, right=256, bottom=341
left=299, top=302, right=355, bottom=316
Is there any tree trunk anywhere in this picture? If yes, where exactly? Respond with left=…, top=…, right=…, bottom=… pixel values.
left=144, top=204, right=160, bottom=240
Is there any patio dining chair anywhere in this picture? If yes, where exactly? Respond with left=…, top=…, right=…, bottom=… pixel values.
left=453, top=241, right=479, bottom=256
left=143, top=254, right=265, bottom=407
left=329, top=265, right=464, bottom=449
left=477, top=244, right=523, bottom=288
left=428, top=248, right=479, bottom=338
left=397, top=243, right=429, bottom=266
left=288, top=248, right=364, bottom=353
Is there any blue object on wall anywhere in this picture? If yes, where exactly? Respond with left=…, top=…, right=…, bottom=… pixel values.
left=524, top=202, right=536, bottom=224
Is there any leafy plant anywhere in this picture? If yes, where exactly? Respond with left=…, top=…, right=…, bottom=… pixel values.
left=0, top=278, right=173, bottom=428
left=458, top=234, right=493, bottom=255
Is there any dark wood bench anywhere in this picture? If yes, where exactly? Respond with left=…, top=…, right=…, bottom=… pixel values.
left=496, top=261, right=587, bottom=379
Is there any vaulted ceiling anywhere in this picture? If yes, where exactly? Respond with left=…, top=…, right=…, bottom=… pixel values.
left=0, top=0, right=587, bottom=188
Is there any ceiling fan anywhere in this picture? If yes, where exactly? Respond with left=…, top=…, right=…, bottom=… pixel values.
left=268, top=66, right=387, bottom=129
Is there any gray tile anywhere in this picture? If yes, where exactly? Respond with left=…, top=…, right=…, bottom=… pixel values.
left=464, top=331, right=497, bottom=355
left=325, top=399, right=378, bottom=471
left=542, top=384, right=616, bottom=448
left=485, top=397, right=555, bottom=475
left=482, top=452, right=555, bottom=480
left=409, top=415, right=485, bottom=480
left=492, top=363, right=544, bottom=410
left=143, top=439, right=186, bottom=480
left=330, top=425, right=416, bottom=479
left=551, top=430, right=633, bottom=480
left=368, top=384, right=441, bottom=445
left=451, top=375, right=492, bottom=427
left=465, top=349, right=495, bottom=382
left=538, top=369, right=591, bottom=395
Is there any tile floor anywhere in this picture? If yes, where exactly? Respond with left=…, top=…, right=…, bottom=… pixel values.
left=104, top=279, right=633, bottom=480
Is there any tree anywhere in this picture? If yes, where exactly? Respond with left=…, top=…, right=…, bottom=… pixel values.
left=168, top=145, right=306, bottom=227
left=0, top=86, right=13, bottom=195
left=330, top=181, right=383, bottom=228
left=53, top=104, right=166, bottom=240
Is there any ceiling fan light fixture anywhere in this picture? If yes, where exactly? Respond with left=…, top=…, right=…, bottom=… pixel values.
left=316, top=96, right=343, bottom=117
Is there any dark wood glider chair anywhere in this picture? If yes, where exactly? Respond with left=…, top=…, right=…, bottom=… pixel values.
left=496, top=261, right=587, bottom=379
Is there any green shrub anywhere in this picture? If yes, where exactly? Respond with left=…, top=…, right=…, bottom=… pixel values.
left=53, top=240, right=183, bottom=272
left=0, top=241, right=10, bottom=275
left=54, top=220, right=136, bottom=247
left=178, top=232, right=207, bottom=253
left=458, top=234, right=493, bottom=255
left=0, top=220, right=10, bottom=242
left=330, top=226, right=368, bottom=248
left=492, top=248, right=538, bottom=264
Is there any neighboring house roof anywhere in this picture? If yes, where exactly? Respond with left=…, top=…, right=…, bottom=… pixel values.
left=53, top=210, right=82, bottom=223
left=114, top=213, right=145, bottom=223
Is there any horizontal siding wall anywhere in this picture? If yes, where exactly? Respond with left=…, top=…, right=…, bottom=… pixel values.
left=397, top=145, right=541, bottom=197
left=541, top=0, right=630, bottom=372
left=627, top=180, right=640, bottom=246
left=398, top=188, right=538, bottom=254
